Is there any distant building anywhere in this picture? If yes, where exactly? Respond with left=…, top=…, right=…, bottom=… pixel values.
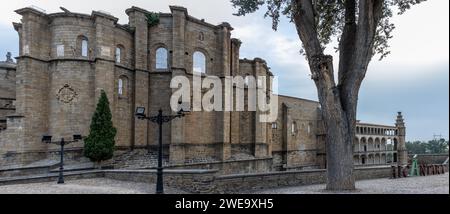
left=0, top=52, right=16, bottom=131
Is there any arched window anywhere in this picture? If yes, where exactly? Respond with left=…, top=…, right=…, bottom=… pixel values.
left=77, top=36, right=89, bottom=57
left=244, top=75, right=250, bottom=87
left=193, top=51, right=206, bottom=73
left=156, top=47, right=168, bottom=70
left=81, top=39, right=88, bottom=57
left=291, top=122, right=297, bottom=136
left=118, top=76, right=128, bottom=97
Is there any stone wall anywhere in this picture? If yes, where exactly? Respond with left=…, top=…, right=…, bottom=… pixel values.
left=272, top=95, right=322, bottom=170
left=168, top=157, right=273, bottom=175
left=102, top=166, right=392, bottom=193
left=214, top=166, right=392, bottom=193
left=0, top=147, right=84, bottom=167
left=1, top=8, right=137, bottom=164
left=409, top=154, right=449, bottom=165
left=0, top=60, right=16, bottom=130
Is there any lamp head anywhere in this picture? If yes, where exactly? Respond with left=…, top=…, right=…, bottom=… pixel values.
left=73, top=135, right=83, bottom=141
left=42, top=135, right=52, bottom=143
left=177, top=102, right=191, bottom=115
left=135, top=107, right=146, bottom=118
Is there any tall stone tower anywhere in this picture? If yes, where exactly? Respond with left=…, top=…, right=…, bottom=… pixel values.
left=396, top=112, right=408, bottom=166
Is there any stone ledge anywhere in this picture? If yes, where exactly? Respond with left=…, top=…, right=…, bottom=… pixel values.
left=103, top=169, right=219, bottom=175
left=0, top=170, right=102, bottom=186
left=217, top=168, right=326, bottom=180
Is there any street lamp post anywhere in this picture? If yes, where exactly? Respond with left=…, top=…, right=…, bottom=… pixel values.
left=42, top=135, right=83, bottom=184
left=135, top=107, right=187, bottom=194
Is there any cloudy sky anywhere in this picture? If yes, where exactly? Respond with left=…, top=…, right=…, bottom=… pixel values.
left=0, top=0, right=448, bottom=141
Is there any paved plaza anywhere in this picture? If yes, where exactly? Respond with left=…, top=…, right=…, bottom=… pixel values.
left=252, top=173, right=449, bottom=194
left=0, top=173, right=448, bottom=194
left=0, top=178, right=187, bottom=194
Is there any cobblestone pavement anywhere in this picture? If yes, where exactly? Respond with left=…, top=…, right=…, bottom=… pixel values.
left=252, top=173, right=449, bottom=194
left=0, top=178, right=188, bottom=194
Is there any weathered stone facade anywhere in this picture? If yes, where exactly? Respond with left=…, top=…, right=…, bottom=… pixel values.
left=0, top=53, right=16, bottom=131
left=0, top=6, right=407, bottom=173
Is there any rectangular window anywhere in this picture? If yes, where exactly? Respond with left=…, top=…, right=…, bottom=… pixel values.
left=116, top=48, right=121, bottom=63
left=57, top=45, right=64, bottom=57
left=272, top=123, right=278, bottom=129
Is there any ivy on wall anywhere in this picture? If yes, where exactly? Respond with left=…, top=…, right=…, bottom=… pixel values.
left=146, top=12, right=160, bottom=27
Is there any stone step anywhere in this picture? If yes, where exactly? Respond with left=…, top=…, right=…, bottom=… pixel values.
left=0, top=160, right=60, bottom=178
left=50, top=162, right=95, bottom=173
left=0, top=170, right=101, bottom=186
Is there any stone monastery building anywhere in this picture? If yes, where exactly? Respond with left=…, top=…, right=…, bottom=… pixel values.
left=0, top=6, right=408, bottom=173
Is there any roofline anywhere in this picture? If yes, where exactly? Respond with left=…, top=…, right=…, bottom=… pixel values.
left=277, top=94, right=320, bottom=104
left=356, top=123, right=397, bottom=129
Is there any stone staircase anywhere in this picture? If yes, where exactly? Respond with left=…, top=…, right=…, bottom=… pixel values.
left=112, top=150, right=169, bottom=169
left=111, top=149, right=220, bottom=169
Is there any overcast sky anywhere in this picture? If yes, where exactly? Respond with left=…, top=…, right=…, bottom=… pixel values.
left=0, top=0, right=448, bottom=141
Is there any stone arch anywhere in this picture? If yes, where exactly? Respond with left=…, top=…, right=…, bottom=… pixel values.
left=368, top=154, right=374, bottom=165
left=386, top=138, right=394, bottom=151
left=375, top=154, right=381, bottom=164
left=368, top=137, right=374, bottom=151
left=361, top=137, right=367, bottom=152
left=375, top=138, right=381, bottom=151
left=387, top=153, right=394, bottom=164
left=381, top=138, right=387, bottom=151
left=393, top=138, right=399, bottom=150
left=361, top=154, right=367, bottom=165
left=381, top=153, right=387, bottom=164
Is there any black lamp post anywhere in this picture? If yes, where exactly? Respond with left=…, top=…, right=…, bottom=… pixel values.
left=42, top=134, right=83, bottom=184
left=135, top=106, right=188, bottom=194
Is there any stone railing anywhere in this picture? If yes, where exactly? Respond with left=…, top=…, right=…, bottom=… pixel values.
left=103, top=166, right=391, bottom=193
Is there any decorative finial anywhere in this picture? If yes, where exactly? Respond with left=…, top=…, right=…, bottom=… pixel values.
left=6, top=52, right=13, bottom=63
left=60, top=7, right=71, bottom=14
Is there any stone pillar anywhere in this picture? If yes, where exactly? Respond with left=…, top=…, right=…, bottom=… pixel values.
left=282, top=103, right=290, bottom=167
left=216, top=23, right=233, bottom=161
left=93, top=11, right=118, bottom=104
left=396, top=112, right=408, bottom=166
left=254, top=58, right=270, bottom=158
left=10, top=8, right=51, bottom=157
left=230, top=39, right=241, bottom=147
left=169, top=6, right=187, bottom=164
left=127, top=7, right=150, bottom=148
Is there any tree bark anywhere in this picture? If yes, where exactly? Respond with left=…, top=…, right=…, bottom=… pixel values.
left=292, top=0, right=385, bottom=190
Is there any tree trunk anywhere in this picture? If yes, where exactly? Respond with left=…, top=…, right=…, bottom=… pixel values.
left=310, top=55, right=356, bottom=190
left=95, top=161, right=102, bottom=169
left=291, top=0, right=385, bottom=191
